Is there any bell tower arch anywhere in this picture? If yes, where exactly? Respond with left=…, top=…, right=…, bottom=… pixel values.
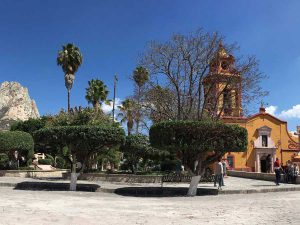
left=203, top=43, right=243, bottom=118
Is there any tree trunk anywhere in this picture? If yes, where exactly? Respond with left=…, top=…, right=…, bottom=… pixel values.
left=67, top=89, right=71, bottom=113
left=187, top=175, right=201, bottom=196
left=136, top=87, right=141, bottom=134
left=70, top=155, right=77, bottom=191
left=187, top=157, right=205, bottom=196
left=94, top=102, right=100, bottom=112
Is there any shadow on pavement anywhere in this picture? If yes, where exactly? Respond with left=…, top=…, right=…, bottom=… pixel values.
left=14, top=181, right=100, bottom=192
left=114, top=187, right=218, bottom=197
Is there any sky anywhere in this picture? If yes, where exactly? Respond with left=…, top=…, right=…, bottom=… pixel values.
left=0, top=0, right=299, bottom=130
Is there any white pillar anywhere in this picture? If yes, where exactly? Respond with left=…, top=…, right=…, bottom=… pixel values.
left=256, top=153, right=260, bottom=172
left=271, top=155, right=274, bottom=173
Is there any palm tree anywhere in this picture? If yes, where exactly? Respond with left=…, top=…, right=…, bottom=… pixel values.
left=118, top=99, right=134, bottom=135
left=85, top=79, right=109, bottom=112
left=132, top=66, right=149, bottom=133
left=57, top=43, right=83, bottom=112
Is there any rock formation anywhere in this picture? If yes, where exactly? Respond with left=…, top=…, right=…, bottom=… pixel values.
left=0, top=81, right=40, bottom=130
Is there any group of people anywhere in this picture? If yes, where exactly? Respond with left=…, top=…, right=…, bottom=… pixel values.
left=283, top=160, right=299, bottom=184
left=213, top=157, right=227, bottom=190
left=274, top=158, right=299, bottom=185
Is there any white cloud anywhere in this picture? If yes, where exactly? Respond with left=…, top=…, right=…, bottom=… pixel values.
left=101, top=98, right=122, bottom=114
left=265, top=105, right=277, bottom=116
left=279, top=104, right=300, bottom=119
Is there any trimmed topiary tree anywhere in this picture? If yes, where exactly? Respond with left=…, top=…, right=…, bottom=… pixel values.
left=150, top=120, right=247, bottom=196
left=34, top=125, right=125, bottom=191
left=0, top=131, right=34, bottom=168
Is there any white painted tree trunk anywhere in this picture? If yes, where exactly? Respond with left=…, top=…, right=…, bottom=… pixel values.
left=70, top=172, right=77, bottom=191
left=70, top=159, right=78, bottom=191
left=187, top=175, right=201, bottom=196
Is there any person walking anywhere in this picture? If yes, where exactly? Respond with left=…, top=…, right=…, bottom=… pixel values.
left=292, top=163, right=299, bottom=184
left=215, top=157, right=224, bottom=190
left=221, top=159, right=226, bottom=186
left=274, top=158, right=281, bottom=186
left=213, top=161, right=218, bottom=187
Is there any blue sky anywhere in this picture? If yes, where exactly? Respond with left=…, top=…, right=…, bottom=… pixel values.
left=0, top=0, right=299, bottom=130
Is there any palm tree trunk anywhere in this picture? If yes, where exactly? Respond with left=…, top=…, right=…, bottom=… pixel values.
left=94, top=102, right=100, bottom=112
left=136, top=87, right=141, bottom=134
left=67, top=89, right=71, bottom=113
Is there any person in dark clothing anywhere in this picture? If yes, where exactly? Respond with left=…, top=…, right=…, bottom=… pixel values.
left=266, top=155, right=271, bottom=173
left=274, top=158, right=281, bottom=185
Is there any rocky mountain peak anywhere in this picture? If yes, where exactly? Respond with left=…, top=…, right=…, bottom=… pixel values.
left=0, top=81, right=40, bottom=130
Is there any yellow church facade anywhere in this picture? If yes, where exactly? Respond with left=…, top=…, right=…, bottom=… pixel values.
left=222, top=108, right=299, bottom=172
left=204, top=44, right=299, bottom=172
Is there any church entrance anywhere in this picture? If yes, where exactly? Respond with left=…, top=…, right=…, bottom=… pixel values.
left=260, top=157, right=267, bottom=173
left=255, top=149, right=277, bottom=173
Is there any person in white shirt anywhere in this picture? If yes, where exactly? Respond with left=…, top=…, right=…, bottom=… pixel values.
left=215, top=157, right=224, bottom=190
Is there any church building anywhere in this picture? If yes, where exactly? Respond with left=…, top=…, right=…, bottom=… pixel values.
left=203, top=44, right=299, bottom=172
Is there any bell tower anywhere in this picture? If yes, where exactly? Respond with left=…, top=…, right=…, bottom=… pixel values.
left=203, top=43, right=243, bottom=118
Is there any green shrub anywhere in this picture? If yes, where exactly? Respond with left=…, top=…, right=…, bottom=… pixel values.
left=38, top=158, right=53, bottom=165
left=10, top=117, right=47, bottom=134
left=55, top=156, right=67, bottom=169
left=0, top=153, right=9, bottom=169
left=120, top=134, right=153, bottom=172
left=160, top=159, right=182, bottom=172
left=18, top=167, right=34, bottom=170
left=45, top=154, right=54, bottom=162
left=0, top=131, right=34, bottom=166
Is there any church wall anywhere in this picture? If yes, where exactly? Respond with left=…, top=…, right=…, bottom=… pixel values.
left=224, top=113, right=298, bottom=172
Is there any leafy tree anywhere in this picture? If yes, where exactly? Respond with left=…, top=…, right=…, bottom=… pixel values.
left=85, top=79, right=109, bottom=112
left=150, top=120, right=247, bottom=196
left=48, top=107, right=112, bottom=127
left=12, top=108, right=116, bottom=170
left=120, top=134, right=153, bottom=173
left=0, top=131, right=34, bottom=168
left=96, top=148, right=121, bottom=172
left=57, top=43, right=83, bottom=112
left=132, top=66, right=149, bottom=133
left=118, top=99, right=135, bottom=135
left=10, top=117, right=49, bottom=135
left=34, top=125, right=125, bottom=191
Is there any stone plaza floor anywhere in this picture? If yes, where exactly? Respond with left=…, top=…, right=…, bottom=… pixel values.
left=0, top=186, right=299, bottom=225
left=0, top=176, right=300, bottom=224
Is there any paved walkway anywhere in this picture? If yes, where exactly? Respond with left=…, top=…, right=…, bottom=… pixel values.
left=0, top=186, right=299, bottom=225
left=0, top=176, right=299, bottom=195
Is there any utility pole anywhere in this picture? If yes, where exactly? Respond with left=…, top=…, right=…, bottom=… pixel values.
left=112, top=74, right=118, bottom=120
left=297, top=126, right=300, bottom=152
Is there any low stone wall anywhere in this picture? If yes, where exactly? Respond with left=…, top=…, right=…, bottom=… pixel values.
left=0, top=170, right=69, bottom=179
left=67, top=173, right=163, bottom=183
left=228, top=170, right=300, bottom=184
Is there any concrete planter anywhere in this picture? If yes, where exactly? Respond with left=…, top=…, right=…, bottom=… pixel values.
left=0, top=169, right=69, bottom=179
left=228, top=170, right=300, bottom=184
left=63, top=173, right=163, bottom=183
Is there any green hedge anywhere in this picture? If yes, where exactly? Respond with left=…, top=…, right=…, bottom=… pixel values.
left=33, top=125, right=125, bottom=150
left=0, top=131, right=34, bottom=165
left=33, top=125, right=125, bottom=172
left=38, top=158, right=53, bottom=165
left=150, top=120, right=247, bottom=172
left=0, top=153, right=9, bottom=169
left=150, top=120, right=247, bottom=153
